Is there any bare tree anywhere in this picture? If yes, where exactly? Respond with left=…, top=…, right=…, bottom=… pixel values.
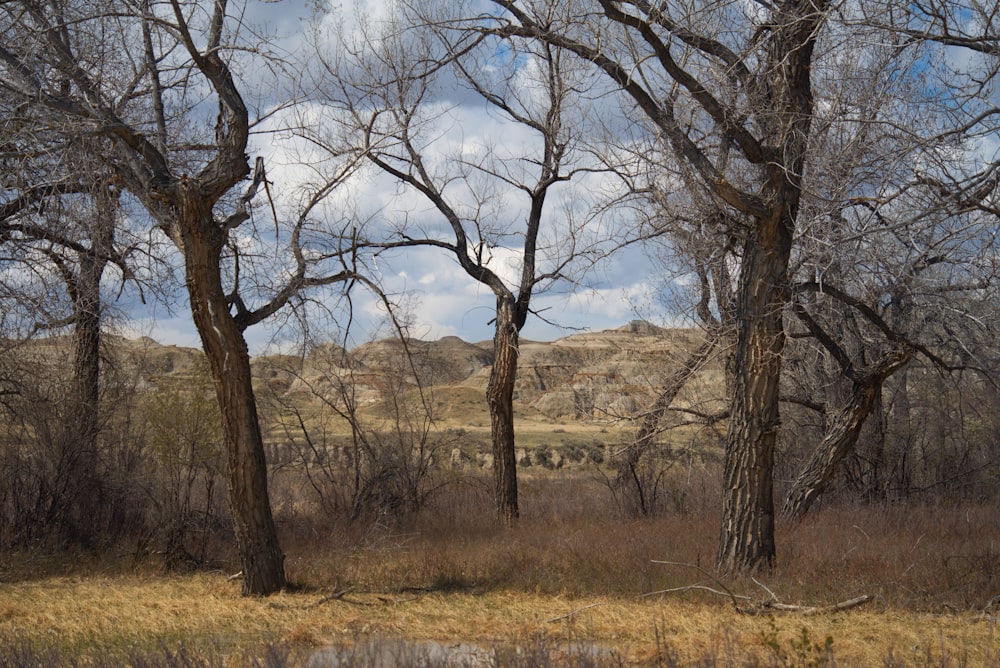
left=479, top=0, right=829, bottom=570
left=302, top=3, right=615, bottom=525
left=0, top=106, right=148, bottom=543
left=774, top=1, right=1000, bottom=517
left=0, top=0, right=364, bottom=594
left=478, top=0, right=999, bottom=572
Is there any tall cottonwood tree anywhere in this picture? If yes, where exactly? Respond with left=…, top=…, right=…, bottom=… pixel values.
left=1, top=93, right=148, bottom=542
left=483, top=0, right=829, bottom=571
left=775, top=0, right=1000, bottom=517
left=483, top=0, right=998, bottom=571
left=305, top=3, right=612, bottom=525
left=1, top=184, right=116, bottom=544
left=0, top=0, right=361, bottom=594
left=608, top=0, right=997, bottom=525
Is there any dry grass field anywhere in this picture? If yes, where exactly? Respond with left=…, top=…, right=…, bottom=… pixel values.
left=2, top=332, right=996, bottom=664
left=2, top=474, right=998, bottom=666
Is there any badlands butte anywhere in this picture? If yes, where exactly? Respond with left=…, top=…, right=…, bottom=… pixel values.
left=125, top=320, right=726, bottom=470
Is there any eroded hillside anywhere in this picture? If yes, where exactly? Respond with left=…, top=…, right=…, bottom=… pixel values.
left=102, top=320, right=714, bottom=415
left=11, top=321, right=724, bottom=467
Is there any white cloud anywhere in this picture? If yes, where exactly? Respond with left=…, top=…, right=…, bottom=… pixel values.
left=120, top=315, right=204, bottom=350
left=124, top=1, right=674, bottom=353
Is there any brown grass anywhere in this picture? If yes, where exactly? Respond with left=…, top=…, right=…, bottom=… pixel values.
left=2, top=471, right=998, bottom=665
left=2, top=571, right=996, bottom=665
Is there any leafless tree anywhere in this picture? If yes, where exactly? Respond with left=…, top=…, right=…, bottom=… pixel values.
left=470, top=0, right=1000, bottom=573
left=0, top=104, right=150, bottom=543
left=774, top=1, right=999, bottom=517
left=0, top=0, right=367, bottom=594
left=301, top=2, right=617, bottom=526
left=476, top=0, right=829, bottom=571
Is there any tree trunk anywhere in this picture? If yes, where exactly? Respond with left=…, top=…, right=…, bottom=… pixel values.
left=177, top=188, right=285, bottom=596
left=715, top=222, right=791, bottom=573
left=64, top=249, right=104, bottom=545
left=63, top=188, right=115, bottom=546
left=781, top=349, right=911, bottom=519
left=715, top=0, right=826, bottom=573
left=487, top=297, right=519, bottom=527
left=71, top=256, right=102, bottom=457
left=866, top=384, right=887, bottom=500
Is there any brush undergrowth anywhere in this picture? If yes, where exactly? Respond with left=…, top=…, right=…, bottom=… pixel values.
left=2, top=469, right=998, bottom=666
left=276, top=472, right=999, bottom=610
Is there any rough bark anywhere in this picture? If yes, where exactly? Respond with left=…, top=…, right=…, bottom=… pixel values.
left=781, top=348, right=912, bottom=519
left=177, top=184, right=285, bottom=596
left=52, top=184, right=116, bottom=546
left=716, top=224, right=791, bottom=573
left=713, top=0, right=826, bottom=574
left=488, top=297, right=520, bottom=527
left=64, top=232, right=106, bottom=544
left=71, top=258, right=102, bottom=457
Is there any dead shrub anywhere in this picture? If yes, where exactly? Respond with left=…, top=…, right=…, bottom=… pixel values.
left=136, top=367, right=228, bottom=571
left=263, top=341, right=456, bottom=526
left=0, top=343, right=149, bottom=550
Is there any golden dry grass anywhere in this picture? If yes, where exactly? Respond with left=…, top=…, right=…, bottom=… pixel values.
left=1, top=570, right=996, bottom=665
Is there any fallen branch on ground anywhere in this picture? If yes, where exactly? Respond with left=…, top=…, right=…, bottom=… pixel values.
left=736, top=576, right=872, bottom=615
left=744, top=594, right=873, bottom=616
left=265, top=588, right=383, bottom=610
left=545, top=562, right=872, bottom=623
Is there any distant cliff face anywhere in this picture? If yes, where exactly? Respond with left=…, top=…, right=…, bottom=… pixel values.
left=352, top=336, right=496, bottom=386
left=511, top=325, right=709, bottom=420
left=112, top=322, right=717, bottom=423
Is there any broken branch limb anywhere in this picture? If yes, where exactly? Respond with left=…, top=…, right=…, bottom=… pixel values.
left=742, top=594, right=873, bottom=616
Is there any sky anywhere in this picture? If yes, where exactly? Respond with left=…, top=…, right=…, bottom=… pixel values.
left=125, top=243, right=666, bottom=351
left=8, top=0, right=995, bottom=353
left=120, top=0, right=676, bottom=352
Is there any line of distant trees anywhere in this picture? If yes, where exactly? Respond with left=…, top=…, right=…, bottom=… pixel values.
left=1, top=0, right=996, bottom=594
